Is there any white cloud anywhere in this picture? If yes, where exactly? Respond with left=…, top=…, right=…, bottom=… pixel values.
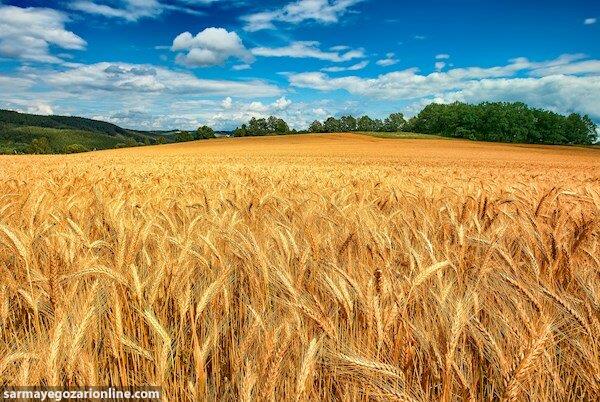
left=26, top=101, right=55, bottom=115
left=436, top=54, right=450, bottom=59
left=527, top=59, right=600, bottom=76
left=222, top=96, right=233, bottom=109
left=0, top=5, right=86, bottom=63
left=70, top=0, right=211, bottom=21
left=71, top=0, right=165, bottom=21
left=322, top=60, right=369, bottom=72
left=252, top=41, right=364, bottom=62
left=288, top=54, right=600, bottom=120
left=0, top=75, right=35, bottom=91
left=272, top=96, right=292, bottom=110
left=0, top=98, right=54, bottom=115
left=376, top=53, right=399, bottom=67
left=435, top=61, right=446, bottom=71
left=2, top=73, right=355, bottom=131
left=584, top=18, right=596, bottom=25
left=232, top=64, right=251, bottom=71
left=172, top=27, right=254, bottom=67
left=44, top=62, right=281, bottom=97
left=247, top=101, right=269, bottom=113
left=313, top=107, right=328, bottom=117
left=242, top=0, right=363, bottom=31
left=330, top=45, right=350, bottom=52
left=0, top=60, right=290, bottom=131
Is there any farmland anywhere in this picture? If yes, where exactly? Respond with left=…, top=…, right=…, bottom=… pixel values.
left=1, top=133, right=599, bottom=400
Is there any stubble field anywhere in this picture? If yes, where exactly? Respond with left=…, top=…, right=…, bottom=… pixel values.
left=1, top=133, right=599, bottom=400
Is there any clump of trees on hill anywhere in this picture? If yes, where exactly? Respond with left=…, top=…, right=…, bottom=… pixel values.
left=233, top=116, right=294, bottom=137
left=174, top=125, right=216, bottom=142
left=308, top=113, right=406, bottom=133
left=407, top=102, right=597, bottom=145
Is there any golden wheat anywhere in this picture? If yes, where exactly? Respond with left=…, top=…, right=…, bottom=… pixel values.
left=0, top=133, right=599, bottom=400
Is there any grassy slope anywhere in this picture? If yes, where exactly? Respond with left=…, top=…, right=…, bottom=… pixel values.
left=0, top=109, right=174, bottom=154
left=0, top=125, right=128, bottom=153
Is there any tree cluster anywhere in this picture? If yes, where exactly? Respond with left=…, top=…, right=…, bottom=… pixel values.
left=407, top=102, right=597, bottom=145
left=174, top=125, right=216, bottom=142
left=309, top=113, right=406, bottom=133
left=233, top=117, right=292, bottom=137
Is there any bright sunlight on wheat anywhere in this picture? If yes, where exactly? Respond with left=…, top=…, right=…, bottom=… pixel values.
left=1, top=133, right=599, bottom=400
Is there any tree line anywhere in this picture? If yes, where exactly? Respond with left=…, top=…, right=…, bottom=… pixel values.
left=231, top=102, right=597, bottom=145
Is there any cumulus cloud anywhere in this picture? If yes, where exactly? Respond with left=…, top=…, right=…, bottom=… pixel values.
left=436, top=54, right=450, bottom=60
left=222, top=96, right=233, bottom=109
left=0, top=98, right=55, bottom=115
left=0, top=5, right=86, bottom=63
left=435, top=61, right=446, bottom=71
left=252, top=41, right=364, bottom=62
left=288, top=54, right=600, bottom=120
left=376, top=53, right=399, bottom=67
left=584, top=18, right=596, bottom=25
left=26, top=101, right=55, bottom=115
left=242, top=0, right=363, bottom=31
left=272, top=96, right=292, bottom=110
left=172, top=27, right=254, bottom=67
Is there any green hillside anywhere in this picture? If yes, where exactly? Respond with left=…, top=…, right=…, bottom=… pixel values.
left=0, top=109, right=173, bottom=154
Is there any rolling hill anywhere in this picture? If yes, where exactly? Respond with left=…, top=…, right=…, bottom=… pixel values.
left=0, top=109, right=174, bottom=154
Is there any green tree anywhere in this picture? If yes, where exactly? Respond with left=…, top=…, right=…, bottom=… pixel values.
left=196, top=125, right=215, bottom=139
left=233, top=124, right=248, bottom=137
left=28, top=137, right=52, bottom=154
left=323, top=117, right=341, bottom=133
left=357, top=116, right=375, bottom=132
left=564, top=114, right=597, bottom=145
left=248, top=117, right=269, bottom=136
left=383, top=113, right=406, bottom=132
left=340, top=115, right=357, bottom=132
left=309, top=120, right=323, bottom=133
left=175, top=131, right=194, bottom=142
left=267, top=116, right=290, bottom=134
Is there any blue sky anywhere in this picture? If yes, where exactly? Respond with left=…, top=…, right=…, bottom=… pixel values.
left=0, top=0, right=598, bottom=130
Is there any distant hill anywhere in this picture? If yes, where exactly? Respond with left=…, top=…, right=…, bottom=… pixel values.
left=0, top=109, right=174, bottom=154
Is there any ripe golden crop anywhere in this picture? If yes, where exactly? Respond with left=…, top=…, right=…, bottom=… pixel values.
left=1, top=134, right=599, bottom=400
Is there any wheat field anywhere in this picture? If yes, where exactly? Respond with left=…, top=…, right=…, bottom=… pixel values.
left=1, top=133, right=599, bottom=401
